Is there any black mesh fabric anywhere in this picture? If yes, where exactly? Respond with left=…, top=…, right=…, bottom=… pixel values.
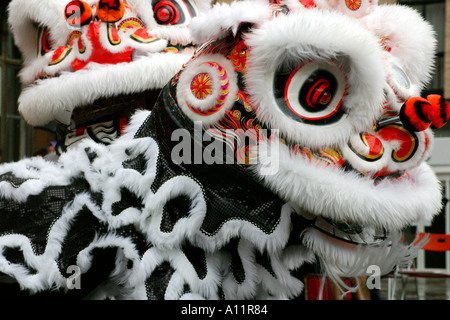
left=3, top=247, right=38, bottom=274
left=132, top=84, right=288, bottom=294
left=113, top=225, right=151, bottom=257
left=135, top=85, right=284, bottom=237
left=122, top=154, right=147, bottom=174
left=182, top=241, right=208, bottom=280
left=0, top=171, right=125, bottom=298
left=111, top=187, right=143, bottom=216
left=56, top=205, right=107, bottom=275
left=161, top=195, right=192, bottom=233
left=145, top=262, right=175, bottom=300
left=0, top=172, right=31, bottom=188
left=0, top=69, right=295, bottom=298
left=226, top=238, right=245, bottom=285
left=0, top=177, right=99, bottom=256
left=0, top=247, right=119, bottom=300
left=255, top=250, right=277, bottom=279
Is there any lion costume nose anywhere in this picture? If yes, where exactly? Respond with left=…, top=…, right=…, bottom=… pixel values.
left=345, top=95, right=449, bottom=180
left=377, top=95, right=450, bottom=131
left=96, top=0, right=125, bottom=23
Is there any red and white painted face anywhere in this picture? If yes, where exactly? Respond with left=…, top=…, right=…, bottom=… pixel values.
left=8, top=0, right=211, bottom=127
left=29, top=0, right=205, bottom=79
left=48, top=0, right=193, bottom=75
left=275, top=0, right=449, bottom=182
left=169, top=0, right=446, bottom=255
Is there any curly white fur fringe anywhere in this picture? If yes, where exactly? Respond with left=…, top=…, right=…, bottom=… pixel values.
left=302, top=229, right=428, bottom=298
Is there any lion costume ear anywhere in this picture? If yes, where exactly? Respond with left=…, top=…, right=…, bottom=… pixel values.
left=362, top=4, right=437, bottom=92
left=8, top=0, right=70, bottom=74
left=189, top=0, right=271, bottom=43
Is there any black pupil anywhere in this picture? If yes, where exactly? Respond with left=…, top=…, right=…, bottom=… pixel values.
left=155, top=6, right=175, bottom=23
left=273, top=64, right=346, bottom=126
left=299, top=69, right=337, bottom=113
left=152, top=0, right=187, bottom=25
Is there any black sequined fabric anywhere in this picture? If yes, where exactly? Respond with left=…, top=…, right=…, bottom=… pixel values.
left=0, top=178, right=100, bottom=256
left=0, top=76, right=298, bottom=298
left=0, top=172, right=31, bottom=188
left=146, top=262, right=176, bottom=300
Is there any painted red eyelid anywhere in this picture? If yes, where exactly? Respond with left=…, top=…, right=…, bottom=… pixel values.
left=38, top=26, right=53, bottom=56
left=42, top=29, right=52, bottom=53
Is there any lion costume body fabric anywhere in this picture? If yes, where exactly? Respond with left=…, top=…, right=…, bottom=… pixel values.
left=0, top=0, right=448, bottom=299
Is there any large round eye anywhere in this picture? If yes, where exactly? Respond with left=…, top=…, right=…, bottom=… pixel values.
left=152, top=0, right=197, bottom=25
left=273, top=60, right=347, bottom=126
left=153, top=1, right=180, bottom=25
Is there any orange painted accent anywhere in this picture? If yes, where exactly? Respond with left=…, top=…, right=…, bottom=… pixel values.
left=130, top=28, right=158, bottom=43
left=378, top=37, right=392, bottom=52
left=118, top=18, right=145, bottom=30
left=65, top=1, right=93, bottom=27
left=414, top=233, right=450, bottom=252
left=299, top=0, right=316, bottom=8
left=107, top=23, right=121, bottom=45
left=96, top=0, right=125, bottom=23
left=377, top=124, right=416, bottom=162
left=49, top=46, right=72, bottom=66
left=361, top=134, right=383, bottom=160
left=71, top=21, right=133, bottom=71
left=345, top=0, right=362, bottom=11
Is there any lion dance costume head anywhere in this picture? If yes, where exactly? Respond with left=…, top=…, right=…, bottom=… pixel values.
left=8, top=0, right=211, bottom=151
left=0, top=0, right=448, bottom=299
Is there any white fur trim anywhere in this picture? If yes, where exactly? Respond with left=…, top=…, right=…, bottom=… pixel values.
left=176, top=54, right=239, bottom=126
left=362, top=4, right=437, bottom=90
left=244, top=8, right=385, bottom=148
left=254, top=139, right=442, bottom=231
left=283, top=0, right=378, bottom=18
left=7, top=0, right=70, bottom=65
left=8, top=0, right=213, bottom=126
left=189, top=0, right=271, bottom=43
left=127, top=0, right=213, bottom=31
left=18, top=53, right=189, bottom=126
left=341, top=128, right=432, bottom=175
left=301, top=228, right=420, bottom=297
